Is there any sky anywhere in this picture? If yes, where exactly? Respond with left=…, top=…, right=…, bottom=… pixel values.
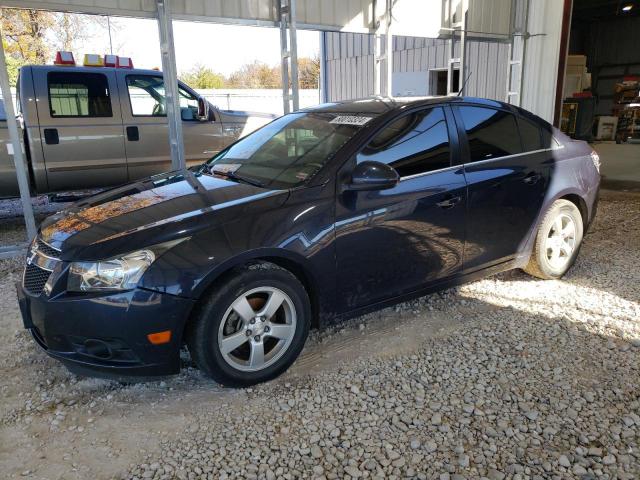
left=77, top=16, right=320, bottom=76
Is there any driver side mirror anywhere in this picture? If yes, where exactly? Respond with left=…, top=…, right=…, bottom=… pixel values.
left=197, top=97, right=209, bottom=121
left=346, top=161, right=399, bottom=191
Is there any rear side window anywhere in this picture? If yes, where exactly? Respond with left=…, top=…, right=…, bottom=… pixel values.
left=357, top=107, right=451, bottom=178
left=458, top=106, right=522, bottom=162
left=518, top=117, right=543, bottom=151
left=47, top=72, right=112, bottom=117
left=541, top=126, right=558, bottom=149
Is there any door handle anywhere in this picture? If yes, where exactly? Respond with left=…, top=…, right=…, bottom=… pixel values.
left=43, top=128, right=59, bottom=145
left=436, top=195, right=462, bottom=209
left=126, top=126, right=139, bottom=141
left=523, top=172, right=541, bottom=185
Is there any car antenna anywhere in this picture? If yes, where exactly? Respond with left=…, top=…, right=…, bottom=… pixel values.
left=457, top=71, right=472, bottom=96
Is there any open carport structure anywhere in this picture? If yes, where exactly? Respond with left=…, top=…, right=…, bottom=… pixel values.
left=0, top=0, right=566, bottom=257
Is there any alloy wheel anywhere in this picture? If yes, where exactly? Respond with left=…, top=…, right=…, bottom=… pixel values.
left=544, top=213, right=577, bottom=270
left=217, top=287, right=297, bottom=372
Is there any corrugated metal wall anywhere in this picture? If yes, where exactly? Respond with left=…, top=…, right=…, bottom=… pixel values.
left=324, top=32, right=510, bottom=101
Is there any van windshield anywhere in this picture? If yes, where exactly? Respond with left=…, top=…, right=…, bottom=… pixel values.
left=205, top=112, right=374, bottom=189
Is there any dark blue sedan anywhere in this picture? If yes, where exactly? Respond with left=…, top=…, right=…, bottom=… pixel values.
left=17, top=97, right=600, bottom=386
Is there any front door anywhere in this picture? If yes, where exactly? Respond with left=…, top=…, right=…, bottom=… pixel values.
left=452, top=105, right=550, bottom=270
left=33, top=68, right=127, bottom=191
left=117, top=73, right=227, bottom=181
left=335, top=106, right=466, bottom=311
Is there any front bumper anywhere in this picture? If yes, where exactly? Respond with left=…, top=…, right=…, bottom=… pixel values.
left=16, top=284, right=195, bottom=380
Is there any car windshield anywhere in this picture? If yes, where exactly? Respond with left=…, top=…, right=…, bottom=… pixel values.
left=205, top=112, right=374, bottom=189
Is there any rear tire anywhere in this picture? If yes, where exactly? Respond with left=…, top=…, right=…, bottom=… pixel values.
left=524, top=199, right=584, bottom=279
left=186, top=263, right=310, bottom=387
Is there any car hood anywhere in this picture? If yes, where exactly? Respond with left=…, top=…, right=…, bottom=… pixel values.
left=39, top=170, right=287, bottom=260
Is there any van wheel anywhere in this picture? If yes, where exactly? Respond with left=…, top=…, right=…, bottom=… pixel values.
left=186, top=263, right=310, bottom=387
left=524, top=199, right=584, bottom=280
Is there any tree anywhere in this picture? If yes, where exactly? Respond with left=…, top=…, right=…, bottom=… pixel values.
left=1, top=9, right=53, bottom=66
left=0, top=8, right=114, bottom=86
left=298, top=55, right=320, bottom=89
left=225, top=57, right=319, bottom=89
left=227, top=61, right=282, bottom=89
left=180, top=64, right=225, bottom=89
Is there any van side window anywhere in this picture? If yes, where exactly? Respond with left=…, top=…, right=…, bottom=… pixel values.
left=126, top=75, right=199, bottom=121
left=48, top=72, right=112, bottom=117
left=458, top=106, right=522, bottom=162
left=518, top=117, right=543, bottom=152
left=357, top=107, right=451, bottom=178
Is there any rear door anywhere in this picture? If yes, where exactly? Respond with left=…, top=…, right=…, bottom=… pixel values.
left=33, top=68, right=127, bottom=191
left=118, top=73, right=227, bottom=180
left=335, top=106, right=466, bottom=310
left=452, top=104, right=550, bottom=270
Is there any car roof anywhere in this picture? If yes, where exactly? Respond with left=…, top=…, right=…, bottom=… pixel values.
left=302, top=96, right=514, bottom=115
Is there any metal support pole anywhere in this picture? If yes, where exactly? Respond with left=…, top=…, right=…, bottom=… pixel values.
left=459, top=0, right=467, bottom=94
left=373, top=32, right=382, bottom=96
left=279, top=2, right=291, bottom=113
left=505, top=0, right=530, bottom=106
left=0, top=28, right=37, bottom=242
left=318, top=31, right=328, bottom=103
left=156, top=0, right=185, bottom=171
left=445, top=0, right=458, bottom=95
left=279, top=0, right=299, bottom=113
left=447, top=32, right=455, bottom=94
left=385, top=0, right=393, bottom=97
left=289, top=0, right=299, bottom=111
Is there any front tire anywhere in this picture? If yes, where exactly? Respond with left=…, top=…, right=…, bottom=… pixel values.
left=524, top=199, right=584, bottom=279
left=186, top=263, right=310, bottom=387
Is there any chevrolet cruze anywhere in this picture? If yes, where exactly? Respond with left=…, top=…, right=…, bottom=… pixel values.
left=17, top=97, right=600, bottom=386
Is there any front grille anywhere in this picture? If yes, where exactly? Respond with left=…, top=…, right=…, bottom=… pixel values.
left=37, top=239, right=60, bottom=257
left=23, top=263, right=52, bottom=295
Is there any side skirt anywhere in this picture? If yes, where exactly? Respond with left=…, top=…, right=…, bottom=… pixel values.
left=329, top=259, right=518, bottom=325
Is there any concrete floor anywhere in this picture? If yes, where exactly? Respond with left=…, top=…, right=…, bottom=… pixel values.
left=592, top=141, right=640, bottom=191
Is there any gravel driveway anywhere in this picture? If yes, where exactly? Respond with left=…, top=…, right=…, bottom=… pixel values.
left=0, top=190, right=638, bottom=480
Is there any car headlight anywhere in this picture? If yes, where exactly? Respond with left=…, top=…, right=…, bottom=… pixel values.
left=67, top=250, right=155, bottom=292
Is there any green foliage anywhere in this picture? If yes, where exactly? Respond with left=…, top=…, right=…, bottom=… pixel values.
left=1, top=8, right=114, bottom=86
left=179, top=64, right=226, bottom=89
left=6, top=54, right=25, bottom=86
left=226, top=61, right=281, bottom=89
left=298, top=55, right=320, bottom=89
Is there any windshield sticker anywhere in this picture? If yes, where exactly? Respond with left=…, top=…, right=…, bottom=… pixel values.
left=295, top=172, right=310, bottom=181
left=330, top=115, right=373, bottom=126
left=212, top=164, right=241, bottom=173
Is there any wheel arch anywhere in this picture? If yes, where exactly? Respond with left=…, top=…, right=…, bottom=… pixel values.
left=520, top=188, right=590, bottom=267
left=557, top=193, right=588, bottom=227
left=189, top=249, right=322, bottom=331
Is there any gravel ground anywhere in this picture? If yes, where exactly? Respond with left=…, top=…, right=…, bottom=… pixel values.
left=0, top=190, right=638, bottom=480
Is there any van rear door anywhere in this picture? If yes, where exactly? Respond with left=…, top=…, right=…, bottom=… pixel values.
left=32, top=67, right=127, bottom=191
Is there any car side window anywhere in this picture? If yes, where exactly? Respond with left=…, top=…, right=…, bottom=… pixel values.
left=518, top=117, right=543, bottom=152
left=356, top=107, right=451, bottom=178
left=458, top=106, right=522, bottom=162
left=47, top=72, right=112, bottom=118
left=541, top=125, right=560, bottom=149
left=126, top=75, right=199, bottom=121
